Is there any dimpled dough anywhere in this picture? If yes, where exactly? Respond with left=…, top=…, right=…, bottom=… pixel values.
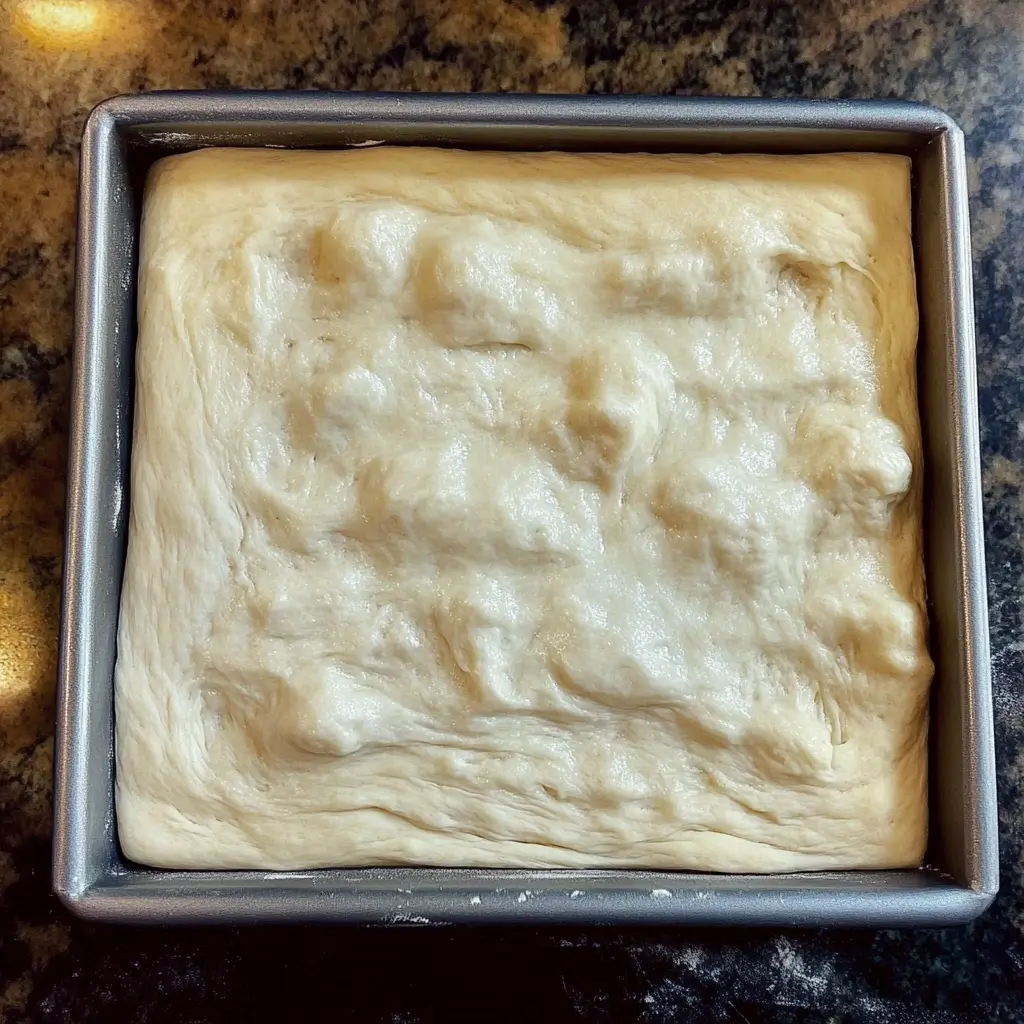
left=116, top=147, right=932, bottom=871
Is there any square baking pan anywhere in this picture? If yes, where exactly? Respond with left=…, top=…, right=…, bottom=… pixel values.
left=54, top=92, right=998, bottom=926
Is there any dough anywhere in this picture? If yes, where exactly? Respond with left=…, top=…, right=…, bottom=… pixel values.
left=116, top=147, right=932, bottom=871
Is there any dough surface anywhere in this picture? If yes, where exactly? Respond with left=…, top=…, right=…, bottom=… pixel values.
left=116, top=147, right=932, bottom=871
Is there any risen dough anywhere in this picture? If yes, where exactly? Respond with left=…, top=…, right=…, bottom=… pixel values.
left=116, top=147, right=932, bottom=871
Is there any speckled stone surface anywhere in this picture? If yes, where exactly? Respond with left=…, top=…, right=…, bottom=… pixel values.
left=1, top=0, right=1023, bottom=1020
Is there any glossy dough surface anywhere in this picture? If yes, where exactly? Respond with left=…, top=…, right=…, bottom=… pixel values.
left=116, top=147, right=932, bottom=870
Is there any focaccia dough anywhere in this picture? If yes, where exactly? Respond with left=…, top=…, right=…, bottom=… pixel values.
left=116, top=147, right=932, bottom=871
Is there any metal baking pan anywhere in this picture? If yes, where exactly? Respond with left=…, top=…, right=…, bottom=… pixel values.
left=54, top=92, right=998, bottom=926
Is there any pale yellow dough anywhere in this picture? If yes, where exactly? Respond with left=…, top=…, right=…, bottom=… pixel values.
left=116, top=147, right=932, bottom=871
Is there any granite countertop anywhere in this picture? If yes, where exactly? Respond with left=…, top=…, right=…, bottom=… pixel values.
left=2, top=0, right=1023, bottom=1020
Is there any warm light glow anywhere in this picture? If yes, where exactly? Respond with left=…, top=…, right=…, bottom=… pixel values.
left=14, top=0, right=108, bottom=47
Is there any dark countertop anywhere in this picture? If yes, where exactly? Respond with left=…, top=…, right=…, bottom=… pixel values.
left=1, top=1, right=1022, bottom=1020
